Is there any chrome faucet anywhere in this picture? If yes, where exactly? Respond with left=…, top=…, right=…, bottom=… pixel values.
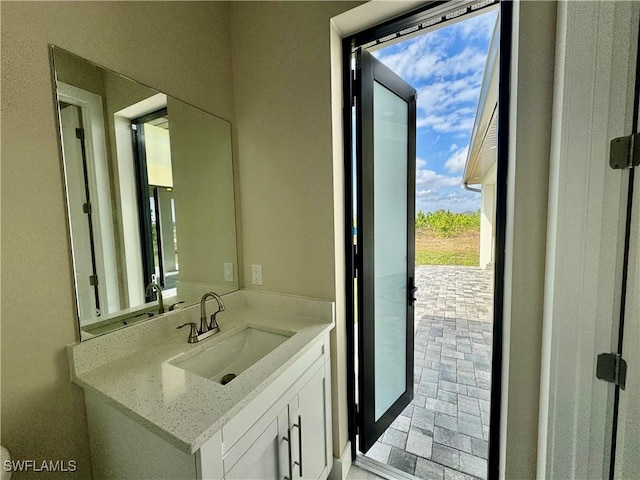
left=177, top=291, right=226, bottom=343
left=200, top=291, right=226, bottom=335
left=145, top=282, right=165, bottom=314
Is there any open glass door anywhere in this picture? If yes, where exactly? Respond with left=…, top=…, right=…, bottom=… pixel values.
left=355, top=49, right=417, bottom=453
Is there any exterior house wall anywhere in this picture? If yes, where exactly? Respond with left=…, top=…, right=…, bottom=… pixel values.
left=480, top=167, right=496, bottom=270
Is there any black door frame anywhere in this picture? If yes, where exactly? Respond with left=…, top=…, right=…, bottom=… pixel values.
left=355, top=48, right=417, bottom=454
left=342, top=2, right=512, bottom=478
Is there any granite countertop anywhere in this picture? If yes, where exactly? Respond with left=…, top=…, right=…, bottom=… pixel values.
left=68, top=290, right=334, bottom=454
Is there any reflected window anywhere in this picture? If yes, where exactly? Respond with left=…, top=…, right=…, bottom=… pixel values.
left=131, top=109, right=180, bottom=299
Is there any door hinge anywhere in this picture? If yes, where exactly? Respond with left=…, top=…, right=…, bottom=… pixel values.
left=75, top=128, right=85, bottom=140
left=83, top=202, right=92, bottom=214
left=89, top=274, right=98, bottom=286
left=353, top=244, right=359, bottom=278
left=610, top=133, right=640, bottom=169
left=596, top=352, right=627, bottom=389
left=351, top=70, right=358, bottom=107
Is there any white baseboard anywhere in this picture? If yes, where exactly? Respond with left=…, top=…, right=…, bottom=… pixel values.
left=328, top=441, right=352, bottom=480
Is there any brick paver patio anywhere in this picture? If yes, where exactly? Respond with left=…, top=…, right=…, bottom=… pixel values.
left=365, top=265, right=494, bottom=480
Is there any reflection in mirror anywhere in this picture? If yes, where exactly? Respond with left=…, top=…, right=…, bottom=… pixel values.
left=51, top=46, right=238, bottom=340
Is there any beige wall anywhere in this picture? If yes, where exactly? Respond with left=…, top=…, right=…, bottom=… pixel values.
left=230, top=1, right=359, bottom=300
left=1, top=2, right=234, bottom=477
left=2, top=1, right=364, bottom=475
left=229, top=3, right=360, bottom=461
left=169, top=97, right=237, bottom=293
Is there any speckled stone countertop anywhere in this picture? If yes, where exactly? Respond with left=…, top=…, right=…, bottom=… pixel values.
left=68, top=290, right=334, bottom=454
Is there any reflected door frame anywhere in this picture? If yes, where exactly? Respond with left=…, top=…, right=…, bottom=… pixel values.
left=56, top=82, right=121, bottom=322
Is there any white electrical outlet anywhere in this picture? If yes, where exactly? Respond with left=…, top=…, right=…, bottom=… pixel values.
left=224, top=263, right=234, bottom=282
left=251, top=264, right=263, bottom=285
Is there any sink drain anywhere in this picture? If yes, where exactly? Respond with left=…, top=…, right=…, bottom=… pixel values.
left=221, top=373, right=237, bottom=385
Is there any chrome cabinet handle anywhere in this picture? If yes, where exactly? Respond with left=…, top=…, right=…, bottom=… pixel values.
left=292, top=415, right=302, bottom=477
left=283, top=428, right=293, bottom=480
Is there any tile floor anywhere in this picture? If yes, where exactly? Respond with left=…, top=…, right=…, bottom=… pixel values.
left=364, top=265, right=494, bottom=480
left=346, top=464, right=386, bottom=480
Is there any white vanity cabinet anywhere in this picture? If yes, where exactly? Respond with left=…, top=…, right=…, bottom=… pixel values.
left=296, top=366, right=330, bottom=479
left=84, top=332, right=332, bottom=480
left=209, top=333, right=332, bottom=480
left=219, top=360, right=330, bottom=480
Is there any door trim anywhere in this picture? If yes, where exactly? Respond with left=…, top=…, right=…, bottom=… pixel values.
left=489, top=2, right=512, bottom=478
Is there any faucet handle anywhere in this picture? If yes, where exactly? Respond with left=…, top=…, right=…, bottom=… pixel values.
left=177, top=322, right=199, bottom=343
left=208, top=314, right=221, bottom=334
left=169, top=301, right=185, bottom=311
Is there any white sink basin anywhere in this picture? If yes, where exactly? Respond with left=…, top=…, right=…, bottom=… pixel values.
left=172, top=326, right=293, bottom=384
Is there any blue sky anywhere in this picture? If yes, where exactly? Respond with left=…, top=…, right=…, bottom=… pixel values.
left=373, top=10, right=498, bottom=214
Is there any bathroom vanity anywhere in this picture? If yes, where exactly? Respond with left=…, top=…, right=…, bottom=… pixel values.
left=69, top=291, right=334, bottom=480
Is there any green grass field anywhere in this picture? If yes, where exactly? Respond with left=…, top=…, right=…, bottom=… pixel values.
left=414, top=211, right=480, bottom=266
left=352, top=211, right=481, bottom=267
left=415, top=227, right=480, bottom=266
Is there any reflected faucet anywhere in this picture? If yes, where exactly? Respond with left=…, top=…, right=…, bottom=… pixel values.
left=145, top=282, right=165, bottom=314
left=200, top=292, right=226, bottom=335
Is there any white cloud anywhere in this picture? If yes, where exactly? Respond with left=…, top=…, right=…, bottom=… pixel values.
left=415, top=152, right=478, bottom=213
left=412, top=62, right=483, bottom=134
left=450, top=10, right=498, bottom=42
left=373, top=33, right=446, bottom=83
left=415, top=166, right=461, bottom=189
left=444, top=145, right=469, bottom=173
left=374, top=9, right=497, bottom=85
left=416, top=184, right=480, bottom=213
left=417, top=76, right=482, bottom=112
left=431, top=47, right=488, bottom=78
left=417, top=111, right=475, bottom=133
left=372, top=10, right=497, bottom=213
left=373, top=12, right=495, bottom=137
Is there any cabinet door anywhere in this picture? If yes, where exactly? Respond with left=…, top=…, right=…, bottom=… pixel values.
left=197, top=430, right=223, bottom=480
left=295, top=366, right=328, bottom=479
left=225, top=408, right=289, bottom=480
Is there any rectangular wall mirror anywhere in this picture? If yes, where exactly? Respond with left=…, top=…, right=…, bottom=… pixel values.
left=50, top=46, right=239, bottom=341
